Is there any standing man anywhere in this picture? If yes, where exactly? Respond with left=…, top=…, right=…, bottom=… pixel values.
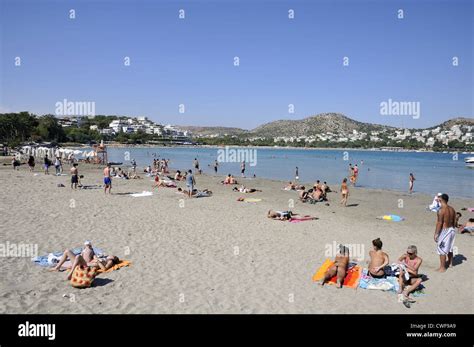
left=213, top=160, right=219, bottom=174
left=54, top=157, right=62, bottom=175
left=409, top=173, right=416, bottom=193
left=193, top=158, right=200, bottom=174
left=44, top=155, right=50, bottom=175
left=241, top=161, right=246, bottom=177
left=186, top=169, right=195, bottom=198
left=70, top=163, right=79, bottom=190
left=103, top=163, right=112, bottom=194
left=131, top=159, right=137, bottom=173
left=434, top=193, right=456, bottom=272
left=295, top=166, right=299, bottom=181
left=28, top=155, right=35, bottom=172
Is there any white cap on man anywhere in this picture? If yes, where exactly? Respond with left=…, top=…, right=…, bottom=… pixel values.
left=84, top=240, right=92, bottom=246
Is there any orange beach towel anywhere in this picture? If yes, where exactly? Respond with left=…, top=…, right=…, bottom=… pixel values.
left=96, top=260, right=131, bottom=274
left=312, top=258, right=361, bottom=289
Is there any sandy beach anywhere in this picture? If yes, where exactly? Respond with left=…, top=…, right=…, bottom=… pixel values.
left=0, top=161, right=472, bottom=314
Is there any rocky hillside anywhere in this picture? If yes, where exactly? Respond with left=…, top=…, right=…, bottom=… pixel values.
left=426, top=117, right=474, bottom=130
left=251, top=113, right=394, bottom=137
left=179, top=113, right=473, bottom=138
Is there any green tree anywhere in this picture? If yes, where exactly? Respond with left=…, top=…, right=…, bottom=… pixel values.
left=35, top=115, right=65, bottom=142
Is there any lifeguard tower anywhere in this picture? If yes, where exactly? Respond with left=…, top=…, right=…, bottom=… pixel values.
left=92, top=140, right=108, bottom=164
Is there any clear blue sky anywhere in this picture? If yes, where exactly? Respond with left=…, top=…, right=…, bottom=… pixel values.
left=0, top=0, right=472, bottom=129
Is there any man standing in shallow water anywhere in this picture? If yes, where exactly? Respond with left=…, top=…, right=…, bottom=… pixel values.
left=434, top=193, right=456, bottom=272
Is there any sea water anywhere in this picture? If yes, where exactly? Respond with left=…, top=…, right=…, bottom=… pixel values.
left=105, top=147, right=473, bottom=199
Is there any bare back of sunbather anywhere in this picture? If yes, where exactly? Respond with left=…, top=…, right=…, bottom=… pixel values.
left=368, top=249, right=388, bottom=277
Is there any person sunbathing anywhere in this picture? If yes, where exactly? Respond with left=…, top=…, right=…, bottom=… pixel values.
left=222, top=174, right=238, bottom=185
left=232, top=185, right=262, bottom=193
left=174, top=170, right=184, bottom=181
left=49, top=241, right=95, bottom=274
left=368, top=238, right=389, bottom=278
left=153, top=175, right=175, bottom=188
left=313, top=180, right=322, bottom=191
left=322, top=181, right=332, bottom=193
left=267, top=210, right=295, bottom=221
left=320, top=244, right=350, bottom=288
left=311, top=187, right=324, bottom=201
left=459, top=217, right=474, bottom=234
left=299, top=188, right=309, bottom=202
left=153, top=175, right=166, bottom=188
left=397, top=245, right=423, bottom=304
left=90, top=255, right=120, bottom=271
left=176, top=187, right=211, bottom=197
left=283, top=181, right=296, bottom=190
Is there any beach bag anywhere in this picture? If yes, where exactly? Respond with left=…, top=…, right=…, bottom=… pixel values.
left=70, top=265, right=97, bottom=288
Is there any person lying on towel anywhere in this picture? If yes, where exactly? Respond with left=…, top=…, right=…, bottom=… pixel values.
left=267, top=210, right=295, bottom=220
left=397, top=245, right=423, bottom=303
left=90, top=255, right=120, bottom=271
left=368, top=238, right=389, bottom=278
left=319, top=245, right=350, bottom=288
left=49, top=240, right=96, bottom=275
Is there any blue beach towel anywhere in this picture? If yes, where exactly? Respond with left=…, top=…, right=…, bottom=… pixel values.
left=359, top=269, right=400, bottom=292
left=359, top=269, right=425, bottom=297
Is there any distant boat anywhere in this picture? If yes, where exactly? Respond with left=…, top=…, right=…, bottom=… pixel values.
left=465, top=157, right=474, bottom=168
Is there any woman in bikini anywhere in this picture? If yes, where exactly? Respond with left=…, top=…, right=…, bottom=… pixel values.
left=340, top=178, right=349, bottom=207
left=320, top=244, right=350, bottom=288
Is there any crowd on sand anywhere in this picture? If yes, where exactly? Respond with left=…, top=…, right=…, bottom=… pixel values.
left=7, top=151, right=471, bottom=306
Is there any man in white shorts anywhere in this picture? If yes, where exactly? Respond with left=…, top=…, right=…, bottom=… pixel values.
left=434, top=193, right=456, bottom=272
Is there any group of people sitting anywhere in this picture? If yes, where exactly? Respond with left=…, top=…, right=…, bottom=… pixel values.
left=319, top=238, right=423, bottom=306
left=298, top=180, right=331, bottom=203
left=111, top=167, right=141, bottom=180
left=222, top=174, right=238, bottom=185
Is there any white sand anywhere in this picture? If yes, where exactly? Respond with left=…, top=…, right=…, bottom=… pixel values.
left=0, top=162, right=472, bottom=313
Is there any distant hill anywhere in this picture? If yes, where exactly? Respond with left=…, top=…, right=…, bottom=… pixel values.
left=251, top=113, right=395, bottom=138
left=427, top=117, right=474, bottom=130
left=179, top=113, right=473, bottom=138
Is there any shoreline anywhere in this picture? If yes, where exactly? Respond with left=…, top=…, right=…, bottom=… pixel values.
left=59, top=142, right=474, bottom=154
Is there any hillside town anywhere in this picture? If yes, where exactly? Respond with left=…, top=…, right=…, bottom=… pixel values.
left=58, top=116, right=191, bottom=141
left=267, top=124, right=473, bottom=147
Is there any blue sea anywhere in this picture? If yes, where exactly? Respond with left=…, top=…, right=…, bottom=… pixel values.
left=104, top=147, right=474, bottom=199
